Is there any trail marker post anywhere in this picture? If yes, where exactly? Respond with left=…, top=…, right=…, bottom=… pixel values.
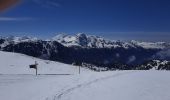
left=29, top=61, right=38, bottom=75
left=79, top=65, right=80, bottom=74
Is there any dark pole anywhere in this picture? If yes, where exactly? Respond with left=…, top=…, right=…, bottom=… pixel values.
left=36, top=67, right=37, bottom=75
left=79, top=66, right=80, bottom=74
left=35, top=61, right=38, bottom=75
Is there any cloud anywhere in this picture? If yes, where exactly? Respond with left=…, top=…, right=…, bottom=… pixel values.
left=127, top=56, right=136, bottom=64
left=0, top=17, right=33, bottom=21
left=154, top=49, right=170, bottom=59
left=0, top=0, right=21, bottom=11
left=116, top=53, right=120, bottom=58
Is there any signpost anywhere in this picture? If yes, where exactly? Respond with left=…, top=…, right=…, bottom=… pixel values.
left=29, top=61, right=38, bottom=75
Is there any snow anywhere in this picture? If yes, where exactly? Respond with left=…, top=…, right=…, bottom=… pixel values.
left=150, top=60, right=169, bottom=70
left=5, top=36, right=38, bottom=43
left=0, top=51, right=81, bottom=74
left=0, top=36, right=38, bottom=49
left=52, top=33, right=170, bottom=49
left=63, top=71, right=170, bottom=100
left=0, top=51, right=170, bottom=100
left=52, top=34, right=79, bottom=47
left=1, top=34, right=170, bottom=49
left=52, top=33, right=134, bottom=48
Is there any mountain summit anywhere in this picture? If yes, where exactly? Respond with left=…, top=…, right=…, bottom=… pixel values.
left=52, top=33, right=170, bottom=49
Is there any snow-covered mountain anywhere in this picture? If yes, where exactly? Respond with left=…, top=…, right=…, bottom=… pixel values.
left=0, top=36, right=38, bottom=48
left=52, top=33, right=170, bottom=49
left=0, top=33, right=170, bottom=68
left=4, top=36, right=37, bottom=43
left=1, top=33, right=170, bottom=49
left=136, top=60, right=170, bottom=70
left=52, top=33, right=134, bottom=48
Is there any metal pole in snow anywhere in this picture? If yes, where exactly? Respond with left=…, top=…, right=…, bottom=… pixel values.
left=36, top=67, right=37, bottom=75
left=35, top=61, right=38, bottom=75
left=79, top=66, right=80, bottom=74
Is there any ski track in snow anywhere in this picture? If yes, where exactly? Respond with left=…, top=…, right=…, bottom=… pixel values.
left=52, top=71, right=134, bottom=100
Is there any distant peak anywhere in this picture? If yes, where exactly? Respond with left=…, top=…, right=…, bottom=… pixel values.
left=4, top=36, right=38, bottom=43
left=51, top=33, right=170, bottom=49
left=76, top=33, right=87, bottom=37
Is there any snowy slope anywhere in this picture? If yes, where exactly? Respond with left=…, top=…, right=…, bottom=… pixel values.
left=1, top=70, right=170, bottom=100
left=0, top=51, right=82, bottom=74
left=0, top=51, right=170, bottom=100
left=57, top=71, right=170, bottom=100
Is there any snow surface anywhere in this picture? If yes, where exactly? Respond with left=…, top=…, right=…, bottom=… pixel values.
left=0, top=51, right=82, bottom=74
left=0, top=51, right=170, bottom=100
left=59, top=71, right=170, bottom=100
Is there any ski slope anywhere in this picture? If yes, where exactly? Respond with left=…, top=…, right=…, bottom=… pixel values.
left=57, top=71, right=170, bottom=100
left=0, top=51, right=83, bottom=74
left=0, top=51, right=170, bottom=100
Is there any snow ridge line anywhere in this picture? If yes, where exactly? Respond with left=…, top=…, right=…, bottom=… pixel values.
left=53, top=71, right=135, bottom=100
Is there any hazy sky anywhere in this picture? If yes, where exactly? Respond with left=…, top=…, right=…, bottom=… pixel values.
left=0, top=0, right=170, bottom=41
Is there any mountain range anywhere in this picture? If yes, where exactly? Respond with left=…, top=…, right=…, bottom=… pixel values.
left=0, top=33, right=170, bottom=70
left=52, top=33, right=170, bottom=49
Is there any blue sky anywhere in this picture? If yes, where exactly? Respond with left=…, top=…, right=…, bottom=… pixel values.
left=0, top=0, right=170, bottom=41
